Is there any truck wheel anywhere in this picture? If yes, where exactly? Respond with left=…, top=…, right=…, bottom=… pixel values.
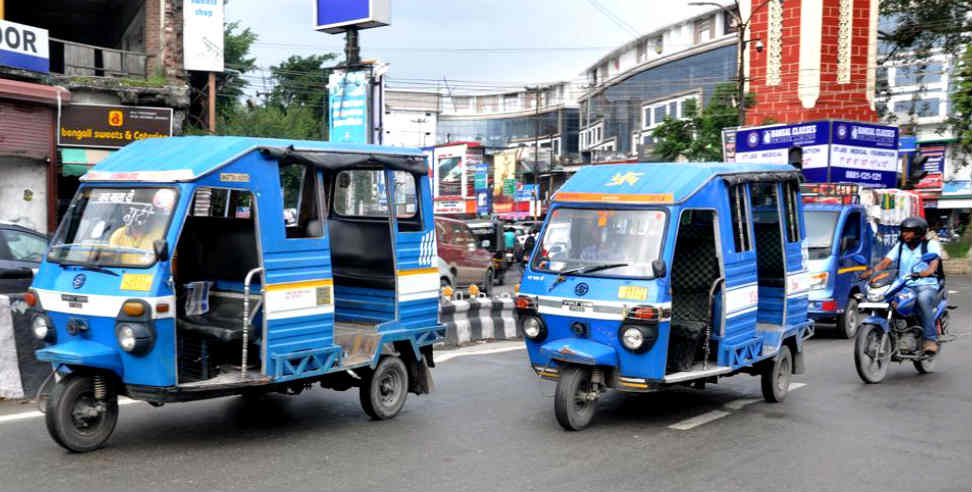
left=854, top=324, right=890, bottom=384
left=45, top=374, right=119, bottom=453
left=554, top=366, right=597, bottom=431
left=359, top=356, right=408, bottom=420
left=761, top=345, right=792, bottom=403
left=838, top=298, right=859, bottom=339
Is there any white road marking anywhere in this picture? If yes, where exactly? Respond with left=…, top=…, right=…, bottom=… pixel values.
left=436, top=342, right=526, bottom=363
left=668, top=410, right=731, bottom=430
left=670, top=382, right=808, bottom=431
left=0, top=398, right=138, bottom=425
left=948, top=290, right=958, bottom=295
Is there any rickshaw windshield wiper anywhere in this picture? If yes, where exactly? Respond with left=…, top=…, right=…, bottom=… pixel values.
left=61, top=262, right=120, bottom=277
left=549, top=263, right=629, bottom=291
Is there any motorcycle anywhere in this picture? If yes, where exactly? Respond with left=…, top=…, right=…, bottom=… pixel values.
left=854, top=253, right=955, bottom=383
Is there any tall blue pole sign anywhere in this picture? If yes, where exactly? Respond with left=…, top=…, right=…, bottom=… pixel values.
left=315, top=0, right=391, bottom=33
left=0, top=20, right=49, bottom=73
left=328, top=70, right=369, bottom=144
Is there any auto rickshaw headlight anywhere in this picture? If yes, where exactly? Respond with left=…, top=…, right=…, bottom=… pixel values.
left=619, top=324, right=658, bottom=353
left=521, top=315, right=547, bottom=341
left=31, top=315, right=55, bottom=343
left=115, top=323, right=154, bottom=355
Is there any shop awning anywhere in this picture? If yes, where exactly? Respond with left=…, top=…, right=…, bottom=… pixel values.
left=59, top=148, right=114, bottom=176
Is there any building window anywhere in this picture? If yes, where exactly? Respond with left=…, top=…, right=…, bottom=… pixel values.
left=724, top=10, right=739, bottom=34
left=694, top=15, right=715, bottom=44
left=654, top=106, right=666, bottom=124
left=637, top=41, right=647, bottom=62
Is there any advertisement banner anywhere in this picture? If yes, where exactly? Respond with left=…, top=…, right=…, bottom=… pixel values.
left=328, top=70, right=369, bottom=144
left=473, top=163, right=488, bottom=192
left=515, top=184, right=538, bottom=202
left=0, top=19, right=49, bottom=73
left=434, top=144, right=466, bottom=198
left=476, top=190, right=491, bottom=216
left=59, top=105, right=173, bottom=149
left=829, top=121, right=899, bottom=187
left=183, top=0, right=224, bottom=72
left=493, top=150, right=517, bottom=196
left=721, top=127, right=738, bottom=162
left=917, top=144, right=946, bottom=174
left=315, top=0, right=391, bottom=33
left=734, top=122, right=830, bottom=177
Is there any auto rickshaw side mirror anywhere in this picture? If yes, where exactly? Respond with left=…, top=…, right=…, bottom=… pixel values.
left=153, top=239, right=170, bottom=262
left=652, top=259, right=667, bottom=278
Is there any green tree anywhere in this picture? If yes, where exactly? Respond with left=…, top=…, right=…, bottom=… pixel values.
left=268, top=54, right=338, bottom=137
left=217, top=21, right=258, bottom=119
left=649, top=83, right=743, bottom=162
left=948, top=44, right=972, bottom=168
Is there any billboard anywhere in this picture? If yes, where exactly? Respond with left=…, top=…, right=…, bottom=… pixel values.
left=0, top=20, right=49, bottom=73
left=315, top=0, right=391, bottom=33
left=59, top=105, right=173, bottom=149
left=183, top=0, right=224, bottom=72
left=734, top=120, right=899, bottom=187
left=328, top=69, right=369, bottom=144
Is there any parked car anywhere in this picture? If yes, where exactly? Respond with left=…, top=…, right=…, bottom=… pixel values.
left=0, top=223, right=49, bottom=294
left=435, top=217, right=494, bottom=294
left=465, top=219, right=512, bottom=284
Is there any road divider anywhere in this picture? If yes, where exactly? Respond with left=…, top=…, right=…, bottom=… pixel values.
left=439, top=295, right=518, bottom=346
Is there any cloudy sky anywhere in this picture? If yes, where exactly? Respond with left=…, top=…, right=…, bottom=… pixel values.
left=225, top=0, right=722, bottom=93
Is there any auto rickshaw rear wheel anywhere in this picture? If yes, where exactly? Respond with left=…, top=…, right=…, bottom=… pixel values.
left=555, top=366, right=596, bottom=431
left=45, top=373, right=119, bottom=453
left=761, top=345, right=792, bottom=403
left=359, top=356, right=408, bottom=420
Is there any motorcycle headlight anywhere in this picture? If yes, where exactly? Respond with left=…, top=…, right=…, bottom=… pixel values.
left=809, top=272, right=829, bottom=290
left=867, top=288, right=885, bottom=302
left=31, top=315, right=55, bottom=343
left=115, top=322, right=154, bottom=355
left=520, top=315, right=547, bottom=341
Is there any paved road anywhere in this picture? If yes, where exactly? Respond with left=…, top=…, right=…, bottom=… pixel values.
left=0, top=277, right=968, bottom=491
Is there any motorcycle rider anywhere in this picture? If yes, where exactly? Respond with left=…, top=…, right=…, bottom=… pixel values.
left=860, top=217, right=943, bottom=355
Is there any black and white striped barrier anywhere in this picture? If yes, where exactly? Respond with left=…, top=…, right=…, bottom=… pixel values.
left=439, top=295, right=518, bottom=346
left=0, top=295, right=48, bottom=399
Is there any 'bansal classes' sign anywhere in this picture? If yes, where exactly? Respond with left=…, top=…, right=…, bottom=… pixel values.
left=315, top=0, right=391, bottom=34
left=328, top=69, right=369, bottom=144
left=59, top=105, right=173, bottom=149
left=735, top=121, right=830, bottom=171
left=0, top=20, right=49, bottom=73
left=183, top=0, right=225, bottom=72
left=829, top=121, right=898, bottom=187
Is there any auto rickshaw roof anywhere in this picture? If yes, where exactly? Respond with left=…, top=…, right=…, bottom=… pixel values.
left=81, top=136, right=427, bottom=182
left=553, top=162, right=802, bottom=206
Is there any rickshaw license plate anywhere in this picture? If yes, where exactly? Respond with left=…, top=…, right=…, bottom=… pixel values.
left=563, top=300, right=591, bottom=312
left=618, top=286, right=648, bottom=301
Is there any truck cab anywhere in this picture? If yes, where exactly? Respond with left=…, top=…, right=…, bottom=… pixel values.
left=805, top=203, right=873, bottom=338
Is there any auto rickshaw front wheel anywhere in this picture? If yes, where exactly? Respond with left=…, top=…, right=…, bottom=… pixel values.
left=359, top=356, right=409, bottom=420
left=761, top=345, right=792, bottom=403
left=555, top=366, right=597, bottom=431
left=45, top=373, right=119, bottom=453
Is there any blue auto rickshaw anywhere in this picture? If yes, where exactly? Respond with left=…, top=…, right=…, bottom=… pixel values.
left=27, top=136, right=443, bottom=451
left=516, top=163, right=814, bottom=430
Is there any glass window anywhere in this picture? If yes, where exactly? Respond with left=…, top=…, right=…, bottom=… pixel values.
left=893, top=100, right=913, bottom=114
left=654, top=106, right=666, bottom=124
left=669, top=102, right=678, bottom=118
left=782, top=181, right=801, bottom=243
left=392, top=171, right=418, bottom=219
left=333, top=170, right=390, bottom=218
left=450, top=223, right=473, bottom=244
left=921, top=63, right=943, bottom=84
left=530, top=208, right=667, bottom=278
left=895, top=66, right=917, bottom=86
left=805, top=210, right=840, bottom=258
left=728, top=184, right=751, bottom=252
left=643, top=107, right=652, bottom=128
left=279, top=164, right=322, bottom=238
left=917, top=98, right=941, bottom=117
left=47, top=187, right=178, bottom=268
left=840, top=212, right=861, bottom=253
left=0, top=230, right=47, bottom=262
left=192, top=188, right=252, bottom=219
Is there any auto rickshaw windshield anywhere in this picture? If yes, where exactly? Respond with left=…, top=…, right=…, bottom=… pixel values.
left=531, top=207, right=667, bottom=278
left=48, top=187, right=178, bottom=268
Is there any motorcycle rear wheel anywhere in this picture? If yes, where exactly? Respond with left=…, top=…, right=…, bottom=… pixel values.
left=855, top=324, right=891, bottom=384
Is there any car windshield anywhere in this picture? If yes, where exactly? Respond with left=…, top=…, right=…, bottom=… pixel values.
left=531, top=208, right=666, bottom=278
left=47, top=187, right=178, bottom=268
left=805, top=211, right=840, bottom=250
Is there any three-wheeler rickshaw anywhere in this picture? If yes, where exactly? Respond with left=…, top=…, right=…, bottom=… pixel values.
left=27, top=136, right=444, bottom=451
left=515, top=163, right=814, bottom=430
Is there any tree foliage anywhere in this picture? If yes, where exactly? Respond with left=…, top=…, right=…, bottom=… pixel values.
left=268, top=54, right=337, bottom=137
left=218, top=21, right=258, bottom=119
left=649, top=83, right=742, bottom=162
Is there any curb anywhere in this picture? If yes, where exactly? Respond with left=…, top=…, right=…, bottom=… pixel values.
left=439, top=297, right=520, bottom=346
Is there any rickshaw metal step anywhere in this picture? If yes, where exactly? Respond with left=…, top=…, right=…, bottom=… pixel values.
left=177, top=369, right=268, bottom=388
left=663, top=364, right=732, bottom=383
left=334, top=322, right=382, bottom=369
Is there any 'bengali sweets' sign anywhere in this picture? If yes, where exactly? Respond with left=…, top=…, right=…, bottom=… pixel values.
left=59, top=105, right=173, bottom=149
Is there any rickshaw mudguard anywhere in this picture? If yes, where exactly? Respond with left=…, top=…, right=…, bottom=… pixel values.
left=35, top=340, right=123, bottom=376
left=540, top=338, right=619, bottom=367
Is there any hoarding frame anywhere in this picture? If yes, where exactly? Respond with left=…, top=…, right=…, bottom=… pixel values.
left=314, top=0, right=391, bottom=34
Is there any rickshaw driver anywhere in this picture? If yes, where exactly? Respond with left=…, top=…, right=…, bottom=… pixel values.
left=859, top=217, right=943, bottom=355
left=108, top=189, right=173, bottom=263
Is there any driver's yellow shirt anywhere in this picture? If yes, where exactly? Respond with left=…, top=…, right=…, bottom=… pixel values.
left=108, top=226, right=164, bottom=264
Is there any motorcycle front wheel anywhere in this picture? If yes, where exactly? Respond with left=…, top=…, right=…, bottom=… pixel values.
left=855, top=324, right=892, bottom=384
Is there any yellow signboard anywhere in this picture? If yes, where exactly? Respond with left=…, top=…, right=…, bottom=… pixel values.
left=618, top=285, right=648, bottom=301
left=120, top=274, right=154, bottom=291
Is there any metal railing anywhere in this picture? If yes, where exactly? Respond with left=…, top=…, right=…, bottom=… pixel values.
left=49, top=37, right=149, bottom=78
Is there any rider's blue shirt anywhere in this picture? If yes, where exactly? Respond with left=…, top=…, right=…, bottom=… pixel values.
left=884, top=239, right=941, bottom=288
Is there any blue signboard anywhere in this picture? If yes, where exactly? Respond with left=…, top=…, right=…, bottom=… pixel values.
left=898, top=136, right=917, bottom=154
left=315, top=0, right=391, bottom=33
left=0, top=20, right=49, bottom=73
left=476, top=190, right=491, bottom=217
left=515, top=184, right=538, bottom=202
left=328, top=70, right=369, bottom=144
left=829, top=121, right=898, bottom=187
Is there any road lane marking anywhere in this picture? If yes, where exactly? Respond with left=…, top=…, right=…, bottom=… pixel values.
left=670, top=382, right=808, bottom=431
left=668, top=410, right=731, bottom=430
left=436, top=343, right=526, bottom=363
left=0, top=398, right=138, bottom=425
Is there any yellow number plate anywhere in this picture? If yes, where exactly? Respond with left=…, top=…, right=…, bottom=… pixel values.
left=120, top=274, right=153, bottom=291
left=618, top=285, right=648, bottom=301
